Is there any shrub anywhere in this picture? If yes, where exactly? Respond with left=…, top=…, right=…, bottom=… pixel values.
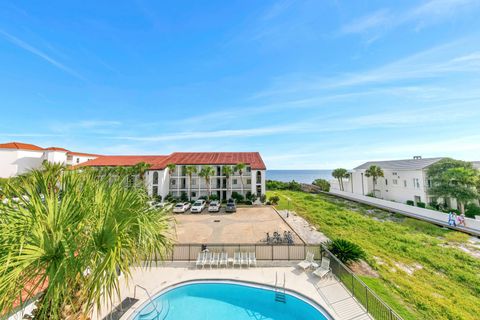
left=231, top=192, right=244, bottom=203
left=165, top=193, right=175, bottom=202
left=325, top=239, right=365, bottom=265
left=465, top=203, right=480, bottom=218
left=180, top=191, right=188, bottom=202
left=366, top=192, right=376, bottom=198
left=406, top=200, right=415, bottom=206
left=245, top=191, right=256, bottom=202
left=417, top=202, right=426, bottom=208
left=312, top=179, right=330, bottom=192
left=269, top=195, right=280, bottom=205
left=245, top=200, right=253, bottom=205
left=266, top=180, right=301, bottom=191
left=209, top=194, right=219, bottom=201
left=260, top=194, right=267, bottom=203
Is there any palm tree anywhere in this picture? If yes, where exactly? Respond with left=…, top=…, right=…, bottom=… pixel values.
left=222, top=165, right=233, bottom=200
left=185, top=165, right=198, bottom=201
left=166, top=163, right=176, bottom=176
left=0, top=168, right=172, bottom=320
left=365, top=165, right=384, bottom=197
left=332, top=168, right=349, bottom=191
left=132, top=161, right=152, bottom=182
left=199, top=165, right=215, bottom=199
left=234, top=162, right=246, bottom=197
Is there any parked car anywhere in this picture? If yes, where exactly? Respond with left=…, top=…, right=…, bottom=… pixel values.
left=173, top=202, right=190, bottom=213
left=190, top=199, right=206, bottom=213
left=208, top=200, right=221, bottom=212
left=225, top=199, right=236, bottom=213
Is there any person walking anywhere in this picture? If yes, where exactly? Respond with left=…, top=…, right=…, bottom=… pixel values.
left=458, top=213, right=466, bottom=227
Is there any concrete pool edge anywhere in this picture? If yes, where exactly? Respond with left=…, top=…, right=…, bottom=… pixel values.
left=124, top=278, right=335, bottom=320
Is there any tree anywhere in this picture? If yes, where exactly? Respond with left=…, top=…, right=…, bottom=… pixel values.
left=199, top=165, right=215, bottom=199
left=364, top=165, right=384, bottom=197
left=234, top=162, right=246, bottom=197
left=428, top=159, right=479, bottom=214
left=132, top=162, right=151, bottom=182
left=325, top=239, right=365, bottom=265
left=312, top=179, right=330, bottom=192
left=185, top=165, right=198, bottom=201
left=0, top=168, right=172, bottom=320
left=166, top=163, right=176, bottom=176
left=332, top=168, right=349, bottom=191
left=222, top=165, right=233, bottom=201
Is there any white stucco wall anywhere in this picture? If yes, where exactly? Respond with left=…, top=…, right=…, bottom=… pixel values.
left=0, top=149, right=45, bottom=178
left=0, top=150, right=20, bottom=178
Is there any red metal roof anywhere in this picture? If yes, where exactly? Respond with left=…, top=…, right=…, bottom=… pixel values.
left=78, top=152, right=266, bottom=170
left=0, top=142, right=43, bottom=151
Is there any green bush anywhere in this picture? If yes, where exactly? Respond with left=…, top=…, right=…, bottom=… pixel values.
left=312, top=179, right=330, bottom=192
left=326, top=238, right=366, bottom=265
left=266, top=180, right=302, bottom=191
left=245, top=191, right=257, bottom=202
left=269, top=195, right=280, bottom=205
left=417, top=201, right=426, bottom=208
left=180, top=191, right=188, bottom=202
left=406, top=200, right=414, bottom=206
left=231, top=192, right=244, bottom=203
left=209, top=194, right=219, bottom=201
left=260, top=194, right=267, bottom=203
left=465, top=203, right=480, bottom=218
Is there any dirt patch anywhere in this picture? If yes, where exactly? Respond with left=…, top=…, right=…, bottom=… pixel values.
left=349, top=260, right=379, bottom=277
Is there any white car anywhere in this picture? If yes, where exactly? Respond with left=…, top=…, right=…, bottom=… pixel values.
left=173, top=202, right=190, bottom=213
left=208, top=201, right=221, bottom=212
left=190, top=200, right=206, bottom=213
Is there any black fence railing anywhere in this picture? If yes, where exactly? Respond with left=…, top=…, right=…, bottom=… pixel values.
left=320, top=245, right=403, bottom=320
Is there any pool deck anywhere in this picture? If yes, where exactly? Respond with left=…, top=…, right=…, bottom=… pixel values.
left=95, top=262, right=372, bottom=320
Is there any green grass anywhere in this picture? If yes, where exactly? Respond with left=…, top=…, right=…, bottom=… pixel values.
left=268, top=190, right=480, bottom=320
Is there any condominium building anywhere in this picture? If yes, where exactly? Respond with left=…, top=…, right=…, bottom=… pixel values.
left=0, top=142, right=98, bottom=178
left=77, top=152, right=267, bottom=201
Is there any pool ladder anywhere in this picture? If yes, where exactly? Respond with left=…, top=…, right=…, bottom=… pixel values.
left=274, top=272, right=286, bottom=303
left=134, top=285, right=170, bottom=320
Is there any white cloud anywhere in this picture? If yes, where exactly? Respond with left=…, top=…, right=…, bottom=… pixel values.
left=0, top=30, right=85, bottom=80
left=340, top=9, right=391, bottom=34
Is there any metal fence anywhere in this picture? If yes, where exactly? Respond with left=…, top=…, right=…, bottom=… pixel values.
left=166, top=243, right=321, bottom=261
left=320, top=246, right=403, bottom=320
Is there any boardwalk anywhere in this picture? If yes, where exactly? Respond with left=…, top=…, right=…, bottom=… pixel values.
left=329, top=189, right=480, bottom=236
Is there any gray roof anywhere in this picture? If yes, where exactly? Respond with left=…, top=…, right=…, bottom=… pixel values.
left=354, top=157, right=445, bottom=171
left=472, top=161, right=480, bottom=169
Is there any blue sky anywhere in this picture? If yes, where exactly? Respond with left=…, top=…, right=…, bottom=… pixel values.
left=1, top=1, right=480, bottom=169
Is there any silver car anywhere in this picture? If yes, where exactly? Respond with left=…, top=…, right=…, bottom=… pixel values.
left=173, top=202, right=190, bottom=213
left=208, top=201, right=221, bottom=212
left=190, top=200, right=206, bottom=213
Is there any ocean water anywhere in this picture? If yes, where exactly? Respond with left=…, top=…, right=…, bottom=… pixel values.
left=266, top=170, right=332, bottom=184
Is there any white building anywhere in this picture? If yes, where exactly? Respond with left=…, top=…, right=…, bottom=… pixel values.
left=0, top=142, right=99, bottom=178
left=335, top=157, right=447, bottom=206
left=78, top=152, right=267, bottom=201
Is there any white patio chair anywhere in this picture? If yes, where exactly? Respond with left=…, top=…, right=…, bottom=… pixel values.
left=233, top=252, right=241, bottom=267
left=248, top=252, right=257, bottom=267
left=202, top=252, right=212, bottom=268
left=211, top=252, right=220, bottom=267
left=195, top=252, right=204, bottom=268
left=219, top=252, right=228, bottom=267
left=241, top=252, right=249, bottom=266
left=313, top=257, right=331, bottom=279
left=297, top=251, right=315, bottom=270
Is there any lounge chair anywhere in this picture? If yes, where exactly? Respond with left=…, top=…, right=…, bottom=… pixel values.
left=313, top=257, right=331, bottom=279
left=248, top=252, right=257, bottom=267
left=211, top=252, right=219, bottom=267
left=233, top=252, right=241, bottom=267
left=297, top=252, right=315, bottom=270
left=202, top=252, right=212, bottom=268
left=195, top=252, right=204, bottom=268
left=219, top=252, right=227, bottom=267
left=241, top=252, right=249, bottom=266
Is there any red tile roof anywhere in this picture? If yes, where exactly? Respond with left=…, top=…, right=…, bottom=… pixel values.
left=45, top=147, right=69, bottom=152
left=67, top=151, right=100, bottom=157
left=0, top=142, right=43, bottom=151
left=161, top=152, right=266, bottom=170
left=78, top=152, right=266, bottom=170
left=76, top=155, right=169, bottom=167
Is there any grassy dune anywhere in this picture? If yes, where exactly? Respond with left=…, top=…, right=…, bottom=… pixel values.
left=267, top=190, right=480, bottom=320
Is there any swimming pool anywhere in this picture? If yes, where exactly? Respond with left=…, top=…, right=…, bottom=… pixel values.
left=131, top=281, right=331, bottom=320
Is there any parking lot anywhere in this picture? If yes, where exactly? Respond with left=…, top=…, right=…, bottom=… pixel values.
left=173, top=206, right=300, bottom=244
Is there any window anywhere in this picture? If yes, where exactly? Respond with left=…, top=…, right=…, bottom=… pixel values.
left=153, top=172, right=158, bottom=184
left=413, top=178, right=420, bottom=189
left=192, top=179, right=196, bottom=186
left=152, top=186, right=158, bottom=195
left=246, top=166, right=251, bottom=173
left=247, top=179, right=251, bottom=184
left=76, top=158, right=80, bottom=164
left=392, top=172, right=398, bottom=176
left=393, top=179, right=398, bottom=185
left=171, top=179, right=176, bottom=185
left=385, top=179, right=388, bottom=185
left=404, top=180, right=407, bottom=187
left=191, top=191, right=196, bottom=197
left=233, top=179, right=238, bottom=184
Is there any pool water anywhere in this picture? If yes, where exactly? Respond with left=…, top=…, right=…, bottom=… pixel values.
left=132, top=282, right=330, bottom=320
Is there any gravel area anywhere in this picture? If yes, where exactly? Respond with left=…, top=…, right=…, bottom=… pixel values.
left=276, top=209, right=329, bottom=244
